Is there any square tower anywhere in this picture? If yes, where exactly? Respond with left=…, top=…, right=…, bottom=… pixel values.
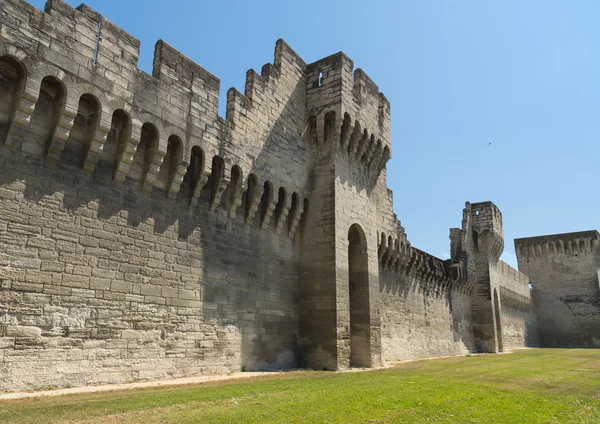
left=299, top=52, right=391, bottom=370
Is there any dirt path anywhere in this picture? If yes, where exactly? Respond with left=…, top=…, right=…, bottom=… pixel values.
left=0, top=371, right=275, bottom=400
left=0, top=350, right=515, bottom=401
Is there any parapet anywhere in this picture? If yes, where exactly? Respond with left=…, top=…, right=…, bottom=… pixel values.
left=0, top=0, right=399, bottom=230
left=44, top=0, right=141, bottom=69
left=515, top=230, right=600, bottom=259
left=377, top=202, right=477, bottom=294
left=305, top=51, right=392, bottom=176
left=470, top=201, right=504, bottom=262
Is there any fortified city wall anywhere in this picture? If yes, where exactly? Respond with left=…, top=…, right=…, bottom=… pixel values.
left=0, top=0, right=533, bottom=391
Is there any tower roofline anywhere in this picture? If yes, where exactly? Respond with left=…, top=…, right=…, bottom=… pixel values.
left=515, top=230, right=600, bottom=246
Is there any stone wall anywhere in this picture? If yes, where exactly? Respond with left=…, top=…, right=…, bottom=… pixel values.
left=515, top=231, right=600, bottom=348
left=0, top=144, right=300, bottom=390
left=488, top=261, right=534, bottom=350
left=0, top=0, right=312, bottom=390
left=379, top=268, right=475, bottom=361
left=0, top=0, right=538, bottom=391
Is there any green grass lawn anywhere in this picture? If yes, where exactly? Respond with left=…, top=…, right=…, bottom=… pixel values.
left=1, top=349, right=599, bottom=423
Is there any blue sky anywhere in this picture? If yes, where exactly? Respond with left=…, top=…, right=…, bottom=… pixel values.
left=30, top=0, right=599, bottom=267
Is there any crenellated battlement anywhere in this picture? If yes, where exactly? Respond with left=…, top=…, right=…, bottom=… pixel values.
left=0, top=0, right=396, bottom=218
left=377, top=211, right=476, bottom=294
left=304, top=52, right=391, bottom=176
left=0, top=0, right=403, bottom=244
left=470, top=201, right=504, bottom=262
left=0, top=0, right=539, bottom=388
left=514, top=230, right=600, bottom=260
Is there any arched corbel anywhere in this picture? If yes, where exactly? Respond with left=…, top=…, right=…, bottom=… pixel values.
left=167, top=157, right=190, bottom=200
left=141, top=134, right=167, bottom=192
left=260, top=184, right=277, bottom=230
left=275, top=191, right=292, bottom=235
left=355, top=129, right=370, bottom=160
left=189, top=158, right=212, bottom=209
left=347, top=121, right=362, bottom=157
left=227, top=167, right=247, bottom=219
left=288, top=196, right=304, bottom=239
left=245, top=183, right=263, bottom=225
left=339, top=114, right=353, bottom=152
left=210, top=164, right=231, bottom=212
left=46, top=100, right=77, bottom=165
left=114, top=117, right=141, bottom=183
left=83, top=106, right=111, bottom=174
left=4, top=79, right=39, bottom=149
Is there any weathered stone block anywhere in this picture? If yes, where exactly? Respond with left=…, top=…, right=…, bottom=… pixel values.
left=5, top=326, right=42, bottom=338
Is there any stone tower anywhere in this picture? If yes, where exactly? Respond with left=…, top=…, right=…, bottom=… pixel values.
left=469, top=202, right=506, bottom=353
left=515, top=231, right=600, bottom=348
left=299, top=53, right=391, bottom=370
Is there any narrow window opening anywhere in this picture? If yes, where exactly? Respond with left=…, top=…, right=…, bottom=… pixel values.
left=318, top=71, right=323, bottom=87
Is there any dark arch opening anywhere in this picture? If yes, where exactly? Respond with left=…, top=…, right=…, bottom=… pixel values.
left=0, top=55, right=26, bottom=140
left=28, top=75, right=65, bottom=156
left=340, top=113, right=351, bottom=146
left=323, top=111, right=335, bottom=145
left=493, top=288, right=504, bottom=353
left=182, top=145, right=204, bottom=200
left=157, top=134, right=182, bottom=191
left=361, top=134, right=375, bottom=162
left=63, top=93, right=100, bottom=167
left=129, top=122, right=158, bottom=183
left=101, top=109, right=130, bottom=172
left=348, top=224, right=371, bottom=367
left=348, top=121, right=361, bottom=154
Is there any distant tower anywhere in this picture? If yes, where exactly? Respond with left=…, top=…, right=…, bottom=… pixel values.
left=515, top=231, right=600, bottom=348
left=469, top=201, right=505, bottom=353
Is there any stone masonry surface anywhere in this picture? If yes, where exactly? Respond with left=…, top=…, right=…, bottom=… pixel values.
left=0, top=0, right=585, bottom=391
left=515, top=231, right=600, bottom=348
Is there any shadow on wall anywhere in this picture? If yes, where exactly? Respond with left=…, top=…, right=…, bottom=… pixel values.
left=378, top=265, right=476, bottom=352
left=0, top=51, right=313, bottom=372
